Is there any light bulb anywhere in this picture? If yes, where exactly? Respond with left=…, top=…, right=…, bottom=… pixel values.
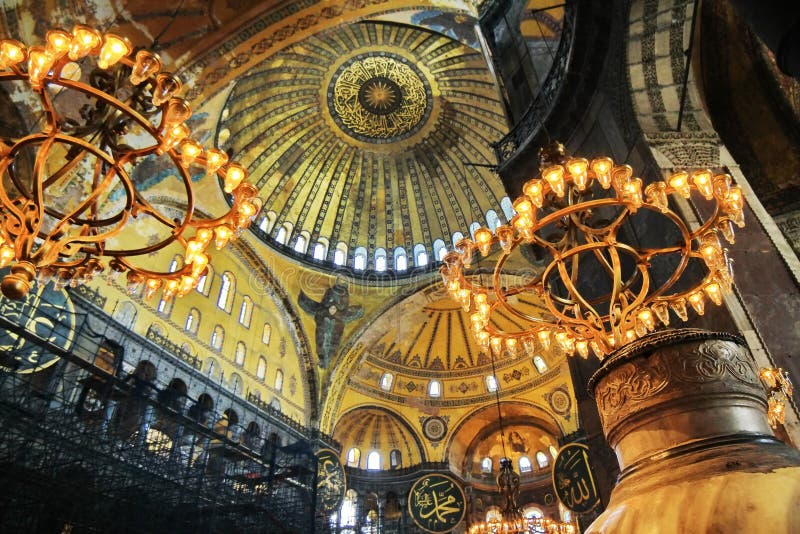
left=97, top=33, right=130, bottom=69
left=537, top=329, right=551, bottom=352
left=68, top=25, right=101, bottom=60
left=566, top=157, right=589, bottom=190
left=224, top=163, right=247, bottom=193
left=688, top=291, right=705, bottom=315
left=0, top=39, right=27, bottom=69
left=152, top=72, right=182, bottom=106
left=645, top=181, right=669, bottom=212
left=691, top=169, right=714, bottom=199
left=129, top=49, right=162, bottom=85
left=651, top=301, right=670, bottom=326
left=0, top=245, right=15, bottom=267
left=523, top=179, right=544, bottom=207
left=543, top=165, right=565, bottom=197
left=591, top=157, right=613, bottom=188
left=162, top=279, right=179, bottom=301
left=28, top=47, right=54, bottom=90
left=214, top=225, right=233, bottom=249
left=474, top=227, right=492, bottom=256
left=611, top=165, right=632, bottom=195
left=624, top=178, right=643, bottom=211
left=160, top=123, right=189, bottom=151
left=205, top=148, right=229, bottom=174
left=668, top=171, right=691, bottom=198
left=163, top=97, right=192, bottom=127
left=637, top=308, right=655, bottom=331
left=670, top=298, right=688, bottom=321
left=144, top=278, right=162, bottom=300
left=704, top=281, right=723, bottom=305
left=179, top=139, right=203, bottom=166
left=45, top=30, right=71, bottom=58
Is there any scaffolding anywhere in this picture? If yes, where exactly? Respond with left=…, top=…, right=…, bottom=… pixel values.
left=0, top=289, right=327, bottom=533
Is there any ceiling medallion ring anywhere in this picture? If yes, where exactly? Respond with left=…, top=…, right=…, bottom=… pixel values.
left=327, top=52, right=432, bottom=143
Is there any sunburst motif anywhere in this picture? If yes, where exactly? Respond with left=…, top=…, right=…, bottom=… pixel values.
left=363, top=80, right=396, bottom=110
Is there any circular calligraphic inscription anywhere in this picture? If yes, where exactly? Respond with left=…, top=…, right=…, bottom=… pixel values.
left=552, top=443, right=601, bottom=514
left=422, top=416, right=448, bottom=442
left=0, top=273, right=75, bottom=373
left=328, top=53, right=431, bottom=142
left=408, top=473, right=466, bottom=533
left=549, top=387, right=572, bottom=417
left=316, top=448, right=346, bottom=513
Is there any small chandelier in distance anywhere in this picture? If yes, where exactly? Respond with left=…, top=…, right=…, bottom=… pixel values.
left=0, top=27, right=261, bottom=299
left=441, top=142, right=744, bottom=360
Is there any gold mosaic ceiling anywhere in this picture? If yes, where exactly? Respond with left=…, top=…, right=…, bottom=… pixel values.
left=219, top=21, right=509, bottom=273
left=333, top=407, right=426, bottom=467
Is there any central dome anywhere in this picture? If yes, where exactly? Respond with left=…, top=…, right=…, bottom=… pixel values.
left=328, top=53, right=430, bottom=142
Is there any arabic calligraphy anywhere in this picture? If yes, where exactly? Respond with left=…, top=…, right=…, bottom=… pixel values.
left=408, top=473, right=466, bottom=533
left=316, top=449, right=346, bottom=513
left=0, top=277, right=75, bottom=374
left=552, top=443, right=600, bottom=514
left=330, top=54, right=430, bottom=141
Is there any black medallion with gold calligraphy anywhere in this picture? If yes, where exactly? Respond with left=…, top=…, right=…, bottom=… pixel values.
left=408, top=473, right=466, bottom=533
left=552, top=442, right=601, bottom=514
left=0, top=271, right=76, bottom=373
left=316, top=448, right=346, bottom=514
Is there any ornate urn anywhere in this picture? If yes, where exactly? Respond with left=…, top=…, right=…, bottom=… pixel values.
left=586, top=329, right=800, bottom=533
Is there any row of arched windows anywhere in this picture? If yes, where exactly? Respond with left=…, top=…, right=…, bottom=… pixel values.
left=205, top=354, right=283, bottom=391
left=481, top=448, right=556, bottom=475
left=379, top=367, right=548, bottom=397
left=255, top=200, right=514, bottom=272
left=345, top=448, right=402, bottom=470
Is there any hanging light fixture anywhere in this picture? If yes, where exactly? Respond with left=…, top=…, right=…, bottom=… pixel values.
left=441, top=142, right=744, bottom=360
left=468, top=336, right=575, bottom=534
left=0, top=27, right=261, bottom=299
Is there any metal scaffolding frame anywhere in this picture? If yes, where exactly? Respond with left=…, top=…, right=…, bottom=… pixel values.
left=0, top=289, right=327, bottom=533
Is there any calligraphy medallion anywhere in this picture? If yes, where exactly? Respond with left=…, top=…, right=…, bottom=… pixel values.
left=316, top=448, right=346, bottom=513
left=328, top=53, right=431, bottom=143
left=408, top=473, right=466, bottom=533
left=552, top=443, right=601, bottom=514
left=0, top=271, right=75, bottom=373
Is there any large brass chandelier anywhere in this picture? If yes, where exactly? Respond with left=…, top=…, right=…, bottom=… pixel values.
left=0, top=27, right=261, bottom=299
left=441, top=142, right=744, bottom=360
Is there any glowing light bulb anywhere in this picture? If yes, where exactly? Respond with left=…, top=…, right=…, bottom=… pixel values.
left=688, top=291, right=705, bottom=315
left=537, top=329, right=551, bottom=352
left=214, top=225, right=233, bottom=249
left=543, top=165, right=565, bottom=197
left=68, top=25, right=101, bottom=60
left=144, top=278, right=162, bottom=300
left=566, top=158, right=589, bottom=190
left=162, top=279, right=179, bottom=301
left=624, top=178, right=643, bottom=211
left=27, top=47, right=54, bottom=90
left=177, top=275, right=196, bottom=297
left=668, top=171, right=691, bottom=198
left=523, top=179, right=544, bottom=207
left=490, top=336, right=503, bottom=357
left=474, top=227, right=492, bottom=256
left=160, top=123, right=189, bottom=152
left=637, top=308, right=655, bottom=331
left=45, top=30, right=71, bottom=58
left=190, top=253, right=209, bottom=278
left=179, top=139, right=203, bottom=166
left=224, top=163, right=247, bottom=193
left=0, top=39, right=27, bottom=70
left=97, top=33, right=130, bottom=69
left=691, top=169, right=714, bottom=199
left=575, top=340, right=589, bottom=359
left=205, top=148, right=229, bottom=174
left=591, top=157, right=613, bottom=188
left=0, top=245, right=15, bottom=267
left=704, top=281, right=723, bottom=306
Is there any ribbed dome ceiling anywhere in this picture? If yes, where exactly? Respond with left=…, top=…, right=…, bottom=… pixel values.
left=219, top=20, right=509, bottom=275
left=333, top=407, right=425, bottom=469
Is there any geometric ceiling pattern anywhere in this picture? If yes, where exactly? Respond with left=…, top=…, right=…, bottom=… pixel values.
left=219, top=21, right=509, bottom=274
left=333, top=407, right=426, bottom=468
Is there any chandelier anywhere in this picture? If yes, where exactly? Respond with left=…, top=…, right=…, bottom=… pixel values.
left=759, top=367, right=794, bottom=428
left=0, top=27, right=261, bottom=299
left=440, top=142, right=744, bottom=359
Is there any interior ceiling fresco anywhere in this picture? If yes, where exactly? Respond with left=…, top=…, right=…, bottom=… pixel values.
left=219, top=20, right=509, bottom=271
left=0, top=0, right=577, bottom=466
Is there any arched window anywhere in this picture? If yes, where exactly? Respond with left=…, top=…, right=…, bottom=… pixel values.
left=549, top=445, right=559, bottom=459
left=346, top=447, right=361, bottom=468
left=217, top=272, right=235, bottom=312
left=185, top=308, right=200, bottom=334
left=433, top=239, right=447, bottom=262
left=113, top=301, right=137, bottom=329
left=486, top=375, right=498, bottom=392
left=452, top=231, right=464, bottom=248
left=211, top=325, right=224, bottom=351
left=256, top=357, right=267, bottom=380
left=262, top=323, right=272, bottom=345
left=259, top=211, right=277, bottom=233
left=354, top=247, right=367, bottom=270
left=523, top=506, right=544, bottom=519
left=340, top=489, right=358, bottom=527
left=533, top=356, right=548, bottom=373
left=274, top=369, right=283, bottom=392
left=196, top=264, right=213, bottom=296
left=275, top=222, right=292, bottom=245
left=500, top=196, right=515, bottom=221
left=469, top=222, right=481, bottom=239
left=294, top=231, right=309, bottom=253
left=334, top=242, right=347, bottom=266
left=157, top=257, right=180, bottom=315
left=235, top=342, right=246, bottom=366
left=394, top=247, right=407, bottom=271
left=375, top=248, right=387, bottom=271
left=481, top=457, right=492, bottom=473
left=486, top=508, right=502, bottom=523
left=239, top=296, right=253, bottom=327
left=428, top=380, right=442, bottom=398
left=519, top=456, right=532, bottom=473
left=413, top=244, right=428, bottom=267
left=486, top=209, right=501, bottom=230
left=367, top=451, right=381, bottom=470
left=380, top=372, right=394, bottom=391
left=313, top=239, right=328, bottom=261
left=390, top=449, right=402, bottom=469
left=536, top=451, right=549, bottom=469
